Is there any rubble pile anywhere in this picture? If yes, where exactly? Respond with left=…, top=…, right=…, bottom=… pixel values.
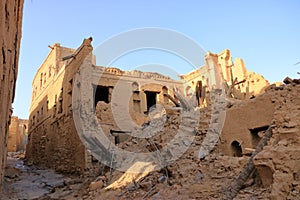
left=86, top=78, right=300, bottom=200
left=253, top=78, right=300, bottom=199
left=2, top=78, right=299, bottom=200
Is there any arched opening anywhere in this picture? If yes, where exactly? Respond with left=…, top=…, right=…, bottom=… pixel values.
left=185, top=86, right=192, bottom=96
left=162, top=86, right=168, bottom=94
left=255, top=164, right=274, bottom=187
left=162, top=86, right=168, bottom=103
left=195, top=80, right=203, bottom=107
left=132, top=82, right=139, bottom=91
left=132, top=82, right=141, bottom=113
left=249, top=125, right=269, bottom=148
left=231, top=140, right=242, bottom=157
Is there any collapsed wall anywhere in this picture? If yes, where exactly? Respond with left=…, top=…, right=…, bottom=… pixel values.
left=93, top=66, right=183, bottom=144
left=0, top=0, right=24, bottom=186
left=88, top=79, right=300, bottom=200
left=253, top=80, right=300, bottom=199
left=220, top=93, right=275, bottom=156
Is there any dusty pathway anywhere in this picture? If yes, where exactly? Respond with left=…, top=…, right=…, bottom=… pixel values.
left=0, top=153, right=86, bottom=200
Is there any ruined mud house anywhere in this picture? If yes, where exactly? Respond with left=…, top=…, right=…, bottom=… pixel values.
left=26, top=38, right=183, bottom=174
left=0, top=0, right=24, bottom=186
left=181, top=49, right=269, bottom=101
left=92, top=79, right=300, bottom=200
left=26, top=37, right=269, bottom=175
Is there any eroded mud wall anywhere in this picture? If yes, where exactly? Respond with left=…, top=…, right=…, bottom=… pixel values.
left=0, top=0, right=24, bottom=186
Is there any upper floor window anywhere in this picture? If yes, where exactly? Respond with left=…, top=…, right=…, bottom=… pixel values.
left=40, top=73, right=43, bottom=88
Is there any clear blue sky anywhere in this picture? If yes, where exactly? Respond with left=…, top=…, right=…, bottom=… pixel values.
left=14, top=0, right=300, bottom=119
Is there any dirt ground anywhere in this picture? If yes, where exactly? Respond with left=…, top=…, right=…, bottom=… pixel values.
left=0, top=152, right=91, bottom=200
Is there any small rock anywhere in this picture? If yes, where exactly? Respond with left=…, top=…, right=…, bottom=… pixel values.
left=172, top=184, right=181, bottom=190
left=4, top=167, right=20, bottom=179
left=292, top=79, right=300, bottom=84
left=194, top=171, right=204, bottom=183
left=95, top=175, right=107, bottom=182
left=140, top=181, right=152, bottom=191
left=283, top=77, right=293, bottom=84
left=128, top=182, right=137, bottom=191
left=243, top=178, right=254, bottom=188
left=188, top=183, right=211, bottom=198
left=278, top=139, right=288, bottom=146
left=283, top=121, right=297, bottom=128
left=275, top=86, right=284, bottom=90
left=158, top=175, right=166, bottom=183
left=89, top=180, right=104, bottom=191
left=264, top=84, right=276, bottom=92
left=152, top=192, right=160, bottom=199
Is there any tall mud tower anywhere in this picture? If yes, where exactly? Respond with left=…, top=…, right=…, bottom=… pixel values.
left=0, top=0, right=24, bottom=186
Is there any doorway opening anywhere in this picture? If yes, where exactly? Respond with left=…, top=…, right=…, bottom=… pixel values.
left=145, top=91, right=158, bottom=113
left=94, top=85, right=110, bottom=107
left=231, top=140, right=243, bottom=157
left=249, top=125, right=269, bottom=148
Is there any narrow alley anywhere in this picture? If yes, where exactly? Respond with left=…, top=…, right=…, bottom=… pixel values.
left=1, top=152, right=88, bottom=200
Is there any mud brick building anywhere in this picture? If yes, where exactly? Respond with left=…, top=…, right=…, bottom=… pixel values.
left=26, top=38, right=270, bottom=175
left=7, top=116, right=28, bottom=152
left=0, top=0, right=24, bottom=186
left=180, top=49, right=269, bottom=101
left=26, top=38, right=183, bottom=174
left=26, top=39, right=93, bottom=174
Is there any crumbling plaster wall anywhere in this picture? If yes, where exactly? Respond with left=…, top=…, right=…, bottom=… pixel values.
left=220, top=93, right=275, bottom=156
left=93, top=65, right=184, bottom=146
left=0, top=0, right=24, bottom=186
left=31, top=43, right=75, bottom=104
left=26, top=39, right=93, bottom=174
left=93, top=67, right=183, bottom=128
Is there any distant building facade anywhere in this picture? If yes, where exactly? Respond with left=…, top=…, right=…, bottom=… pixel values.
left=180, top=49, right=270, bottom=103
left=8, top=116, right=28, bottom=152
